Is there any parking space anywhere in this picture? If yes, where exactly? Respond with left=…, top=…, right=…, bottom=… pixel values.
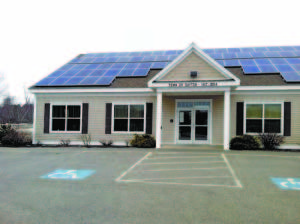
left=116, top=152, right=242, bottom=188
left=0, top=148, right=299, bottom=223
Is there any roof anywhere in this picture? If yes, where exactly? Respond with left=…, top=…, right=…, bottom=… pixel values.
left=32, top=45, right=300, bottom=88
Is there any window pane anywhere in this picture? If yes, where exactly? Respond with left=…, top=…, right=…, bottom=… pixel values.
left=130, top=105, right=144, bottom=118
left=67, top=119, right=80, bottom=131
left=195, top=110, right=207, bottom=125
left=52, top=119, right=65, bottom=131
left=246, top=119, right=262, bottom=132
left=265, top=119, right=281, bottom=133
left=130, top=119, right=144, bottom=131
left=246, top=104, right=263, bottom=118
left=179, top=127, right=191, bottom=140
left=195, top=126, right=207, bottom=140
left=68, top=105, right=81, bottom=118
left=179, top=111, right=191, bottom=125
left=52, top=106, right=65, bottom=118
left=265, top=104, right=281, bottom=118
left=114, top=105, right=128, bottom=118
left=114, top=119, right=128, bottom=131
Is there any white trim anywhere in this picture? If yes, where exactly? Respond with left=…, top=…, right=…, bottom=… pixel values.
left=49, top=103, right=82, bottom=134
left=235, top=86, right=300, bottom=91
left=32, top=95, right=37, bottom=144
left=224, top=90, right=230, bottom=150
left=174, top=99, right=213, bottom=145
left=111, top=103, right=146, bottom=134
left=243, top=101, right=284, bottom=135
left=29, top=88, right=154, bottom=94
left=148, top=42, right=240, bottom=87
left=33, top=140, right=128, bottom=146
left=158, top=87, right=230, bottom=93
left=156, top=92, right=162, bottom=148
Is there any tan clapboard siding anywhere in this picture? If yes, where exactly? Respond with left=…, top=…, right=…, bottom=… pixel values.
left=231, top=94, right=300, bottom=144
left=161, top=96, right=176, bottom=144
left=159, top=52, right=227, bottom=81
left=160, top=95, right=224, bottom=145
left=35, top=94, right=156, bottom=144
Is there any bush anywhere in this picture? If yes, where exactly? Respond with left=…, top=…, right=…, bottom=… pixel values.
left=1, top=130, right=32, bottom=146
left=99, top=139, right=113, bottom=147
left=60, top=139, right=70, bottom=147
left=259, top=133, right=284, bottom=150
left=130, top=134, right=156, bottom=148
left=81, top=134, right=91, bottom=147
left=0, top=124, right=15, bottom=142
left=230, top=135, right=260, bottom=150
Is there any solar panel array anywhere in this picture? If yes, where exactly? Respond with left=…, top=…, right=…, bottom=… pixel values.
left=35, top=46, right=300, bottom=86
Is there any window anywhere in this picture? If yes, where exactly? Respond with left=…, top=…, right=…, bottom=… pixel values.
left=245, top=103, right=282, bottom=134
left=113, top=104, right=145, bottom=133
left=51, top=105, right=81, bottom=132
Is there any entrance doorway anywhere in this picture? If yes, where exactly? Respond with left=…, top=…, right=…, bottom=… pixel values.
left=176, top=100, right=211, bottom=144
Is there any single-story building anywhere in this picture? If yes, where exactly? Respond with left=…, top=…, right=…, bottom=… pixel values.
left=29, top=43, right=300, bottom=150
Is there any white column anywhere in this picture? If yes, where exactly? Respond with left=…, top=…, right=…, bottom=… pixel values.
left=224, top=90, right=231, bottom=150
left=156, top=92, right=162, bottom=149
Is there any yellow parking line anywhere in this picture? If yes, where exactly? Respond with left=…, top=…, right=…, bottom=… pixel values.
left=222, top=153, right=243, bottom=188
left=124, top=175, right=231, bottom=181
left=149, top=156, right=220, bottom=159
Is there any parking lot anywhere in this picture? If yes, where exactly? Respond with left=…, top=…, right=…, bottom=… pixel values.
left=0, top=148, right=299, bottom=224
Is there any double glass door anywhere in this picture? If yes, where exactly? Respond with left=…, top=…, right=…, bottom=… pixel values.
left=177, top=108, right=209, bottom=143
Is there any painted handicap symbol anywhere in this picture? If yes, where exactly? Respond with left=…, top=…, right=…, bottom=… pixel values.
left=41, top=169, right=95, bottom=180
left=48, top=170, right=78, bottom=179
left=271, top=178, right=300, bottom=190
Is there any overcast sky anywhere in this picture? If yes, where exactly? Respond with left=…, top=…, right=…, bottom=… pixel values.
left=1, top=0, right=300, bottom=103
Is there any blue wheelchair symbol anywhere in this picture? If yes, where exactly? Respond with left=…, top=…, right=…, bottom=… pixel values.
left=41, top=169, right=95, bottom=180
left=271, top=178, right=300, bottom=190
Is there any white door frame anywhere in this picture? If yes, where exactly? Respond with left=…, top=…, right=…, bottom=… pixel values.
left=175, top=99, right=213, bottom=144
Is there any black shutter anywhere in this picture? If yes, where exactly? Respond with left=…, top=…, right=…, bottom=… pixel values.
left=284, top=102, right=291, bottom=136
left=146, top=103, right=153, bottom=134
left=236, top=102, right=244, bottom=135
left=82, top=103, right=89, bottom=134
left=44, top=103, right=50, bottom=134
left=105, top=103, right=112, bottom=134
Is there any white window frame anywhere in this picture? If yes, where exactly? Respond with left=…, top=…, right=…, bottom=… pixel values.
left=112, top=103, right=146, bottom=134
left=244, top=102, right=284, bottom=135
left=50, top=103, right=82, bottom=133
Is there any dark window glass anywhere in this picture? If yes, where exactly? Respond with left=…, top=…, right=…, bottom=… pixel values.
left=114, top=105, right=128, bottom=118
left=195, top=126, right=207, bottom=140
left=130, top=105, right=144, bottom=118
left=246, top=119, right=262, bottom=133
left=179, top=126, right=191, bottom=140
left=264, top=119, right=281, bottom=133
left=179, top=111, right=191, bottom=125
left=52, top=106, right=65, bottom=117
left=130, top=119, right=144, bottom=131
left=67, top=119, right=80, bottom=131
left=114, top=119, right=128, bottom=131
left=68, top=106, right=81, bottom=118
left=52, top=119, right=65, bottom=131
left=195, top=110, right=208, bottom=125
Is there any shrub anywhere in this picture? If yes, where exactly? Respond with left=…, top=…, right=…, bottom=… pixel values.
left=230, top=135, right=260, bottom=150
left=99, top=139, right=113, bottom=147
left=0, top=124, right=15, bottom=142
left=130, top=134, right=156, bottom=148
left=60, top=139, right=70, bottom=147
left=1, top=130, right=32, bottom=146
left=258, top=133, right=284, bottom=150
left=81, top=134, right=91, bottom=147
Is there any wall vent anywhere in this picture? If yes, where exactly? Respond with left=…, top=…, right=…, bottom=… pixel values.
left=190, top=71, right=198, bottom=78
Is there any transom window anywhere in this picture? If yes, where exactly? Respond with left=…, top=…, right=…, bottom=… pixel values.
left=51, top=105, right=81, bottom=132
left=113, top=104, right=145, bottom=133
left=245, top=103, right=282, bottom=134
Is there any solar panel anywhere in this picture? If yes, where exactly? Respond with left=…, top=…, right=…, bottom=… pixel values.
left=35, top=45, right=300, bottom=87
left=281, top=72, right=300, bottom=82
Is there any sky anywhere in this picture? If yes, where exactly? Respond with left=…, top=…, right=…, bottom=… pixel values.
left=1, top=0, right=300, bottom=103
